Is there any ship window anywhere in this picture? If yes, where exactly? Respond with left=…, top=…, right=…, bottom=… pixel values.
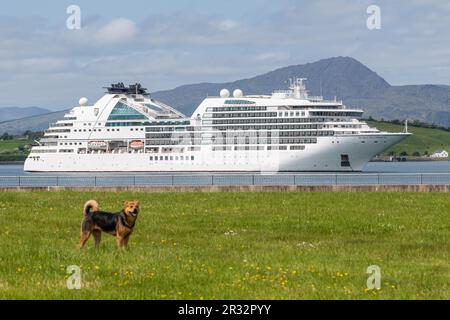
left=191, top=156, right=194, bottom=160
left=108, top=101, right=147, bottom=120
left=181, top=156, right=184, bottom=160
left=149, top=156, right=153, bottom=160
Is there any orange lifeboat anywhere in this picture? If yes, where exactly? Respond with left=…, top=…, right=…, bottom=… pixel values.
left=129, top=140, right=144, bottom=149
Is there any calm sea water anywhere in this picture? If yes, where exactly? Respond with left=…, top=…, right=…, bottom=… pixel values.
left=0, top=161, right=449, bottom=176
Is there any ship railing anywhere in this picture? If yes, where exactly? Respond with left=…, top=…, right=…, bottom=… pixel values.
left=152, top=99, right=187, bottom=118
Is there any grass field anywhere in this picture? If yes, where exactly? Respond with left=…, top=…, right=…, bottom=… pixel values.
left=367, top=120, right=450, bottom=156
left=0, top=138, right=31, bottom=154
left=0, top=191, right=449, bottom=300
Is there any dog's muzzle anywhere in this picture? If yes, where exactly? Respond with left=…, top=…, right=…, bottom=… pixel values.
left=130, top=209, right=139, bottom=217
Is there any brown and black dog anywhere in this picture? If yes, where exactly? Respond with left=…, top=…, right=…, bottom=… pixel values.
left=79, top=199, right=140, bottom=249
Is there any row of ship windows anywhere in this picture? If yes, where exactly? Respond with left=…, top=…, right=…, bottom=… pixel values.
left=208, top=118, right=323, bottom=124
left=149, top=155, right=195, bottom=161
left=310, top=111, right=362, bottom=117
left=205, top=111, right=308, bottom=118
left=145, top=127, right=323, bottom=137
left=31, top=144, right=308, bottom=155
left=205, top=112, right=277, bottom=118
left=211, top=145, right=305, bottom=151
left=206, top=106, right=266, bottom=112
left=70, top=128, right=145, bottom=132
left=213, top=125, right=333, bottom=131
left=145, top=138, right=318, bottom=145
left=144, top=118, right=353, bottom=132
left=207, top=119, right=361, bottom=125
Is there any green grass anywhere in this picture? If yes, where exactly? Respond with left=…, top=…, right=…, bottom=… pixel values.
left=367, top=120, right=450, bottom=156
left=0, top=191, right=449, bottom=299
left=0, top=138, right=31, bottom=154
left=0, top=138, right=32, bottom=161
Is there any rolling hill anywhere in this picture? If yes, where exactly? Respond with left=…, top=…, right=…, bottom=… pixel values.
left=0, top=110, right=68, bottom=135
left=0, top=106, right=51, bottom=122
left=367, top=120, right=450, bottom=156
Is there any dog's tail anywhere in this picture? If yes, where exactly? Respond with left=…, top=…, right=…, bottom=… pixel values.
left=83, top=200, right=99, bottom=216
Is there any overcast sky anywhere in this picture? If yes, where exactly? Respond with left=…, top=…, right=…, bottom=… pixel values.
left=1, top=0, right=449, bottom=109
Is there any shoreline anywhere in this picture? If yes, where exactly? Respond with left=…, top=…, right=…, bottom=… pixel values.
left=0, top=161, right=25, bottom=165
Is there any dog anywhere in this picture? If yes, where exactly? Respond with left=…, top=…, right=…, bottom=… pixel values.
left=79, top=199, right=140, bottom=249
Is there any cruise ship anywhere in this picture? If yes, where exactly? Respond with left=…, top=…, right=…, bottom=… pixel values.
left=24, top=79, right=410, bottom=172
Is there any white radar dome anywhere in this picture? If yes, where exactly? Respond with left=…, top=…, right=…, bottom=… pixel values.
left=220, top=89, right=230, bottom=98
left=79, top=97, right=88, bottom=106
left=233, top=89, right=243, bottom=98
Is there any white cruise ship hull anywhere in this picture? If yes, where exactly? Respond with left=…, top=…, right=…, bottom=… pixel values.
left=24, top=134, right=408, bottom=172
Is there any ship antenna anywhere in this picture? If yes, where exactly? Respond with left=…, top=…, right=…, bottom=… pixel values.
left=404, top=119, right=408, bottom=133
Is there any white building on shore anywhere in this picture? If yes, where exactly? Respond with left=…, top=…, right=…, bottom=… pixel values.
left=430, top=149, right=449, bottom=158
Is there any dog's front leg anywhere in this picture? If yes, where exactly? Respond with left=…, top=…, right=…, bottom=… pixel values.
left=123, top=234, right=131, bottom=248
left=116, top=236, right=125, bottom=249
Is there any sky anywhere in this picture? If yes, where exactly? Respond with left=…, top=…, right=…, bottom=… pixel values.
left=1, top=0, right=449, bottom=109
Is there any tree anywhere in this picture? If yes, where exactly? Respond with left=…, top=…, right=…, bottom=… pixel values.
left=412, top=151, right=421, bottom=157
left=1, top=132, right=13, bottom=140
left=400, top=151, right=408, bottom=156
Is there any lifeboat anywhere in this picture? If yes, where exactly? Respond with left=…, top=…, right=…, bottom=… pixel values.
left=129, top=140, right=144, bottom=149
left=88, top=141, right=107, bottom=150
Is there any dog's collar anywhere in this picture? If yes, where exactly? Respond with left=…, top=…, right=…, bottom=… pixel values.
left=119, top=211, right=135, bottom=229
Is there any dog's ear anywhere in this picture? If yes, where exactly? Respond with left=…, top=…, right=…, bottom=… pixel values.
left=135, top=200, right=140, bottom=207
left=124, top=200, right=130, bottom=207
